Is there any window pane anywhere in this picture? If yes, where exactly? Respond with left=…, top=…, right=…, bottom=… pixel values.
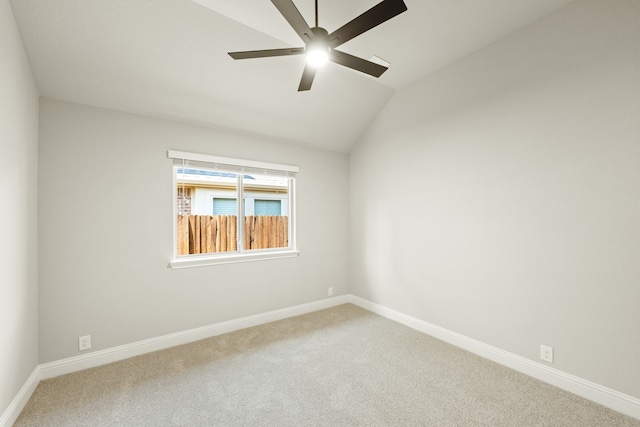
left=213, top=198, right=237, bottom=215
left=243, top=174, right=289, bottom=250
left=176, top=167, right=238, bottom=255
left=254, top=199, right=281, bottom=215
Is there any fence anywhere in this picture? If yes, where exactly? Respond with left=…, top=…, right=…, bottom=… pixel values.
left=177, top=215, right=288, bottom=255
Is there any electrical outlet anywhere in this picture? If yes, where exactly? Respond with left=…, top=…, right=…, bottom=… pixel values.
left=328, top=287, right=333, bottom=296
left=540, top=344, right=553, bottom=363
left=79, top=335, right=92, bottom=352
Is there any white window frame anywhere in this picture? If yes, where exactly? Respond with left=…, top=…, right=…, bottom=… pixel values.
left=168, top=150, right=299, bottom=268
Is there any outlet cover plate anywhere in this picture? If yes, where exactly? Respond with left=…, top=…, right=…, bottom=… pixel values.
left=540, top=344, right=553, bottom=363
left=79, top=335, right=92, bottom=351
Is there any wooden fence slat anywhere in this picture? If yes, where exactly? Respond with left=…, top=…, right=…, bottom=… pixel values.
left=230, top=216, right=237, bottom=251
left=276, top=216, right=282, bottom=248
left=220, top=215, right=228, bottom=252
left=176, top=215, right=184, bottom=255
left=264, top=216, right=271, bottom=248
left=228, top=215, right=233, bottom=251
left=225, top=216, right=229, bottom=252
left=212, top=216, right=217, bottom=252
left=188, top=215, right=196, bottom=254
left=204, top=216, right=212, bottom=253
left=216, top=216, right=221, bottom=252
left=257, top=216, right=264, bottom=249
left=283, top=216, right=288, bottom=247
left=194, top=215, right=202, bottom=254
left=199, top=216, right=205, bottom=253
left=269, top=216, right=280, bottom=248
left=250, top=216, right=256, bottom=249
left=184, top=215, right=190, bottom=254
left=244, top=216, right=250, bottom=250
left=262, top=216, right=266, bottom=248
left=231, top=215, right=235, bottom=251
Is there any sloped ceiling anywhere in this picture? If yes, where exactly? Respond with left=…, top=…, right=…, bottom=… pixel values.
left=10, top=0, right=575, bottom=152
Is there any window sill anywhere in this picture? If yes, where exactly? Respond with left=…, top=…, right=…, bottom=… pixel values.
left=169, top=250, right=300, bottom=269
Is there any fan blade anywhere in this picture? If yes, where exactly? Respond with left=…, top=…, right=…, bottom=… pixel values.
left=298, top=64, right=317, bottom=91
left=272, top=0, right=314, bottom=43
left=326, top=0, right=407, bottom=49
left=228, top=47, right=305, bottom=60
left=330, top=50, right=388, bottom=77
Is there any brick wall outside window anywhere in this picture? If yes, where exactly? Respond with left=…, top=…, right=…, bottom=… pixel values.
left=177, top=187, right=191, bottom=215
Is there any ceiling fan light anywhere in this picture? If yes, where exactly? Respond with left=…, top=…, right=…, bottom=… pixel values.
left=306, top=45, right=329, bottom=67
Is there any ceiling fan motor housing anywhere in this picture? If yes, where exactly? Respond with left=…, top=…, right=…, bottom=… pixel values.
left=309, top=26, right=329, bottom=42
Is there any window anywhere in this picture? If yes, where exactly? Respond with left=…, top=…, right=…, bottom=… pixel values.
left=255, top=199, right=282, bottom=215
left=168, top=150, right=298, bottom=268
left=212, top=198, right=237, bottom=215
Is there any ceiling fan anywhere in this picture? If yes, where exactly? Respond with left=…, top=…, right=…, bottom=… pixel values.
left=228, top=0, right=408, bottom=91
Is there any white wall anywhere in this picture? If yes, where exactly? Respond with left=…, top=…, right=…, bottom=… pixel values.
left=38, top=98, right=349, bottom=363
left=0, top=0, right=39, bottom=417
left=350, top=0, right=640, bottom=399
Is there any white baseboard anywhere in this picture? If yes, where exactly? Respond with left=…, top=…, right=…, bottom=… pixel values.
left=40, top=295, right=350, bottom=380
left=0, top=366, right=40, bottom=427
left=348, top=295, right=640, bottom=421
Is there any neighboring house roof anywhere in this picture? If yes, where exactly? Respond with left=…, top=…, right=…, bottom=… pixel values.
left=177, top=168, right=287, bottom=190
left=178, top=168, right=255, bottom=180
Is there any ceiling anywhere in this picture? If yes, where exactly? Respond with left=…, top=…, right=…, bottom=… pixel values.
left=10, top=0, right=575, bottom=152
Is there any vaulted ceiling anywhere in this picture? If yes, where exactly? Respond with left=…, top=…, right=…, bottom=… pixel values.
left=10, top=0, right=575, bottom=152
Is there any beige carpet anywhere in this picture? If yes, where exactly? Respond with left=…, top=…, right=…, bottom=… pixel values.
left=15, top=304, right=640, bottom=426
